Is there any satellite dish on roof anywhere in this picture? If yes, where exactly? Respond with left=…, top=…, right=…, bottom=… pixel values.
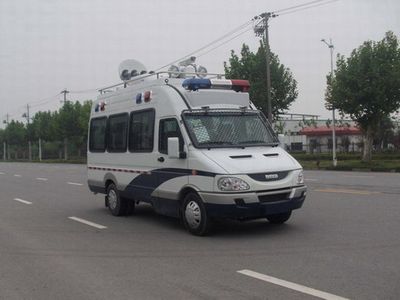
left=118, top=59, right=147, bottom=81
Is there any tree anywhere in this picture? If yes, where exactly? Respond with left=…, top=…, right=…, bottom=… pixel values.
left=326, top=31, right=400, bottom=161
left=224, top=42, right=298, bottom=118
left=31, top=111, right=55, bottom=141
left=4, top=120, right=26, bottom=159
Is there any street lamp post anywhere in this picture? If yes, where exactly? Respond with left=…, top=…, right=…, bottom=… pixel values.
left=321, top=38, right=337, bottom=167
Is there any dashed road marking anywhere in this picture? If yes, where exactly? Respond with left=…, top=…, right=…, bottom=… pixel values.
left=68, top=217, right=107, bottom=229
left=0, top=172, right=5, bottom=175
left=67, top=182, right=83, bottom=186
left=237, top=269, right=349, bottom=300
left=314, top=188, right=379, bottom=195
left=13, top=198, right=32, bottom=205
left=14, top=174, right=21, bottom=177
left=36, top=177, right=48, bottom=181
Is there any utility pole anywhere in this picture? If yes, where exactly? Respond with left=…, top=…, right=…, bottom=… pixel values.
left=3, top=113, right=9, bottom=160
left=60, top=89, right=69, bottom=160
left=61, top=89, right=69, bottom=105
left=23, top=104, right=32, bottom=161
left=321, top=38, right=337, bottom=167
left=254, top=12, right=276, bottom=123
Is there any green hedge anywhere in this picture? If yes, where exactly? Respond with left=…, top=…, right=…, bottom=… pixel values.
left=298, top=159, right=400, bottom=172
left=291, top=152, right=400, bottom=161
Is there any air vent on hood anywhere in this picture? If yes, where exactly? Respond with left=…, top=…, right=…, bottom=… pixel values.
left=263, top=153, right=279, bottom=157
left=230, top=155, right=252, bottom=159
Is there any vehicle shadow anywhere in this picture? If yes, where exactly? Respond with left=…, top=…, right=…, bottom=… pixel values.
left=106, top=203, right=302, bottom=238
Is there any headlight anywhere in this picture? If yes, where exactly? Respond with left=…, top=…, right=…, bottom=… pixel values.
left=297, top=170, right=304, bottom=184
left=218, top=177, right=250, bottom=191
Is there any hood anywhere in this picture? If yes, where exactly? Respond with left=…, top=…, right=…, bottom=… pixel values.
left=200, top=147, right=301, bottom=174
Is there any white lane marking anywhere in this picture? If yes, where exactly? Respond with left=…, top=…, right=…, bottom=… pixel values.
left=237, top=270, right=349, bottom=300
left=68, top=217, right=107, bottom=229
left=14, top=174, right=21, bottom=177
left=36, top=177, right=48, bottom=181
left=0, top=172, right=5, bottom=175
left=67, top=182, right=83, bottom=186
left=13, top=198, right=32, bottom=205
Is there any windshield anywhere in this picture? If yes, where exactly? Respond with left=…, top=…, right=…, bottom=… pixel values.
left=182, top=110, right=279, bottom=148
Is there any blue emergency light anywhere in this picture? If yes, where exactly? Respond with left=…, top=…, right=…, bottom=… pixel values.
left=182, top=79, right=211, bottom=90
left=182, top=78, right=250, bottom=92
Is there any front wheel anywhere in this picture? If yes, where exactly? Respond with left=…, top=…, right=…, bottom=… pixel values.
left=182, top=193, right=213, bottom=236
left=266, top=211, right=292, bottom=224
left=106, top=183, right=128, bottom=216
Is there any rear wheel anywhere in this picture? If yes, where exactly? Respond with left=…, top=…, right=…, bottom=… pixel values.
left=266, top=211, right=292, bottom=224
left=106, top=183, right=128, bottom=216
left=182, top=193, right=212, bottom=236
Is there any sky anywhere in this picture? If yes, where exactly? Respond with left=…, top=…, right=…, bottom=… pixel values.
left=0, top=0, right=399, bottom=127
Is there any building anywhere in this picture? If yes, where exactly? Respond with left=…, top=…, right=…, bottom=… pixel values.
left=274, top=114, right=362, bottom=153
left=299, top=125, right=362, bottom=153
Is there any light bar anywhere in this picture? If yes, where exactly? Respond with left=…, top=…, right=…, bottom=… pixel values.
left=182, top=79, right=250, bottom=92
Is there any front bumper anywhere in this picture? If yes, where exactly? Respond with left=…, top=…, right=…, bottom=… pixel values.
left=200, top=185, right=306, bottom=220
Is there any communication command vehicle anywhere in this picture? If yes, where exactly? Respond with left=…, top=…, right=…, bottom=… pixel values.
left=87, top=58, right=306, bottom=235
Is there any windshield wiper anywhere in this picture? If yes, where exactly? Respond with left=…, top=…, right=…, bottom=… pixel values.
left=200, top=141, right=234, bottom=146
left=237, top=140, right=265, bottom=144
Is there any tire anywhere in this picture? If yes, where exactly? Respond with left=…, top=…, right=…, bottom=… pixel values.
left=182, top=193, right=213, bottom=236
left=266, top=211, right=292, bottom=224
left=106, top=183, right=128, bottom=216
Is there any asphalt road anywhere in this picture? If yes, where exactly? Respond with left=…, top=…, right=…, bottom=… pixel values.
left=0, top=162, right=399, bottom=300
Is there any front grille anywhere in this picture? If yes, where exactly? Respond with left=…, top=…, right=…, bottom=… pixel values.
left=248, top=171, right=289, bottom=182
left=258, top=193, right=290, bottom=203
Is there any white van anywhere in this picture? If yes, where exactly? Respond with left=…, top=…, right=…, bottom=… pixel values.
left=87, top=66, right=306, bottom=235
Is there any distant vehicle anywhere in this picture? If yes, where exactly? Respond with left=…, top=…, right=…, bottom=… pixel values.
left=87, top=59, right=306, bottom=235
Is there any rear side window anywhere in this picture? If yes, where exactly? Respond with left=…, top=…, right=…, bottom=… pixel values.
left=129, top=109, right=155, bottom=152
left=107, top=113, right=129, bottom=152
left=89, top=117, right=107, bottom=152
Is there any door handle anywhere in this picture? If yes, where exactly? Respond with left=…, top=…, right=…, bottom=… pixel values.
left=158, top=157, right=165, bottom=162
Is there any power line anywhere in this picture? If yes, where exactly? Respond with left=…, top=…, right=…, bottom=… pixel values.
left=153, top=19, right=254, bottom=71
left=273, top=0, right=329, bottom=13
left=69, top=88, right=99, bottom=94
left=29, top=93, right=61, bottom=108
left=277, top=0, right=339, bottom=16
left=197, top=26, right=255, bottom=59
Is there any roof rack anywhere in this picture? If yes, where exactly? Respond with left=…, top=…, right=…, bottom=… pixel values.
left=98, top=71, right=226, bottom=94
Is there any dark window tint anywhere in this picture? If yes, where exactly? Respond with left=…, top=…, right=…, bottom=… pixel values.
left=89, top=117, right=107, bottom=152
left=159, top=118, right=184, bottom=154
left=129, top=110, right=155, bottom=152
left=107, top=114, right=128, bottom=152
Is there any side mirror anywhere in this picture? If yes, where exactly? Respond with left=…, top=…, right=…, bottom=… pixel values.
left=168, top=137, right=187, bottom=159
left=168, top=137, right=180, bottom=159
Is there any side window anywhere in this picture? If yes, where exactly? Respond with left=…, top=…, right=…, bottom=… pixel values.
left=89, top=117, right=107, bottom=152
left=107, top=113, right=128, bottom=152
left=129, top=109, right=155, bottom=152
left=159, top=118, right=184, bottom=154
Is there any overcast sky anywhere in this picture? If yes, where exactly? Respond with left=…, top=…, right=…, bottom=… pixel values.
left=0, top=0, right=399, bottom=127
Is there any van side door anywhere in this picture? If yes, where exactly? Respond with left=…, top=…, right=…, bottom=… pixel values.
left=154, top=118, right=188, bottom=216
